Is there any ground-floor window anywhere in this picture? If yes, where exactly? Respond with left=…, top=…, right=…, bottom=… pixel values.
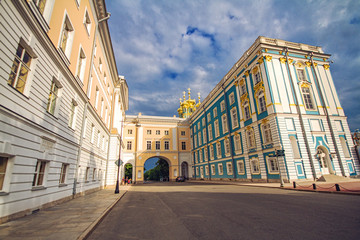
left=211, top=165, right=216, bottom=175
left=33, top=160, right=47, bottom=187
left=226, top=162, right=233, bottom=175
left=205, top=165, right=209, bottom=175
left=218, top=163, right=223, bottom=175
left=59, top=163, right=68, bottom=184
left=250, top=158, right=260, bottom=174
left=0, top=157, right=9, bottom=191
left=267, top=157, right=279, bottom=173
left=237, top=160, right=245, bottom=174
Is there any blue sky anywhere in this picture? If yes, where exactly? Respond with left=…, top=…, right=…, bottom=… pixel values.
left=107, top=0, right=360, bottom=131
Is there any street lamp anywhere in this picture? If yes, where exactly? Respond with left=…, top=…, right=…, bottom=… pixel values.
left=115, top=120, right=124, bottom=194
left=275, top=148, right=285, bottom=187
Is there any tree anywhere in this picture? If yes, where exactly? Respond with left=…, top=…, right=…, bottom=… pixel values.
left=143, top=159, right=169, bottom=181
left=124, top=164, right=132, bottom=179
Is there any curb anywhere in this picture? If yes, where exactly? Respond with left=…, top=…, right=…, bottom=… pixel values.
left=188, top=180, right=360, bottom=195
left=78, top=190, right=128, bottom=240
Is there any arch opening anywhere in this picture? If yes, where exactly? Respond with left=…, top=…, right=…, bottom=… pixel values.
left=316, top=146, right=334, bottom=175
left=144, top=157, right=169, bottom=182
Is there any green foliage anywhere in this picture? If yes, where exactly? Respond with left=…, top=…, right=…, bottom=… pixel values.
left=144, top=159, right=169, bottom=181
left=124, top=164, right=132, bottom=179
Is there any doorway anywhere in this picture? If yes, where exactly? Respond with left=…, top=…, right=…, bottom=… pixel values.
left=316, top=146, right=333, bottom=175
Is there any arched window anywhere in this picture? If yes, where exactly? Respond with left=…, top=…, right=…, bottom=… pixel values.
left=339, top=137, right=351, bottom=158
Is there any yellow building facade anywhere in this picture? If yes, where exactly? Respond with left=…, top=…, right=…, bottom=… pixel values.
left=121, top=114, right=191, bottom=182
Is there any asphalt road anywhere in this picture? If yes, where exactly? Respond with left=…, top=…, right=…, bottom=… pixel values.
left=87, top=182, right=360, bottom=240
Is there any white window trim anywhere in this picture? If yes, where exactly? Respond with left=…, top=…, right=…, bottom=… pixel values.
left=237, top=160, right=245, bottom=174
left=267, top=157, right=279, bottom=174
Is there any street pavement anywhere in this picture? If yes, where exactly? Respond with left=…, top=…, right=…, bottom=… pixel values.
left=87, top=182, right=360, bottom=240
left=0, top=186, right=129, bottom=240
left=0, top=180, right=359, bottom=240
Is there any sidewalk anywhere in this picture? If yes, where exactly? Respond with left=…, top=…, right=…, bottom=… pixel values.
left=189, top=179, right=360, bottom=195
left=0, top=186, right=130, bottom=240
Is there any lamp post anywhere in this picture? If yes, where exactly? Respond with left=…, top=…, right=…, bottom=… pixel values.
left=115, top=120, right=124, bottom=194
left=275, top=148, right=285, bottom=187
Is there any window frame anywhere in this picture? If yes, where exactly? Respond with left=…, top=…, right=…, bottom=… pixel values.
left=250, top=158, right=260, bottom=174
left=267, top=157, right=279, bottom=174
left=146, top=141, right=152, bottom=150
left=226, top=162, right=233, bottom=175
left=59, top=163, right=68, bottom=185
left=164, top=141, right=170, bottom=150
left=126, top=141, right=132, bottom=150
left=32, top=160, right=48, bottom=188
left=230, top=107, right=239, bottom=129
left=262, top=122, right=273, bottom=144
left=155, top=141, right=160, bottom=150
left=237, top=160, right=245, bottom=174
left=47, top=77, right=62, bottom=115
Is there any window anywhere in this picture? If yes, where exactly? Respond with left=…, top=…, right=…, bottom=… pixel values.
left=210, top=145, right=214, bottom=159
left=47, top=78, right=62, bottom=115
left=221, top=114, right=228, bottom=133
left=90, top=124, right=95, bottom=143
left=229, top=93, right=235, bottom=105
left=203, top=129, right=207, bottom=143
left=224, top=139, right=230, bottom=156
left=59, top=163, right=68, bottom=184
left=244, top=102, right=251, bottom=120
left=128, top=129, right=133, bottom=134
left=198, top=133, right=202, bottom=146
left=147, top=130, right=152, bottom=135
left=237, top=161, right=245, bottom=174
left=254, top=72, right=262, bottom=85
left=32, top=160, right=47, bottom=187
left=301, top=86, right=316, bottom=110
left=100, top=98, right=104, bottom=117
left=34, top=0, right=47, bottom=14
left=197, top=122, right=200, bottom=129
left=155, top=141, right=160, bottom=150
left=85, top=167, right=90, bottom=181
left=204, top=147, right=208, bottom=161
left=262, top=123, right=272, bottom=144
left=194, top=152, right=198, bottom=163
left=220, top=101, right=225, bottom=112
left=214, top=120, right=220, bottom=138
left=68, top=99, right=78, bottom=129
left=95, top=87, right=99, bottom=109
left=181, top=131, right=185, bottom=136
left=297, top=69, right=306, bottom=81
left=258, top=90, right=266, bottom=113
left=226, top=162, right=233, bottom=175
left=98, top=169, right=102, bottom=181
left=97, top=131, right=101, bottom=147
left=205, top=165, right=209, bottom=175
left=267, top=157, right=279, bottom=173
left=181, top=142, right=186, bottom=150
left=213, top=107, right=218, bottom=117
left=199, top=150, right=202, bottom=162
left=84, top=9, right=91, bottom=35
left=234, top=134, right=242, bottom=153
left=202, top=118, right=205, bottom=126
left=211, top=165, right=216, bottom=175
left=8, top=42, right=35, bottom=94
left=164, top=141, right=169, bottom=150
left=339, top=137, right=351, bottom=158
left=230, top=107, right=238, bottom=128
left=218, top=164, right=223, bottom=175
left=99, top=58, right=103, bottom=72
left=208, top=125, right=213, bottom=140
left=156, top=130, right=160, bottom=135
left=216, top=142, right=222, bottom=157
left=165, top=130, right=169, bottom=135
left=147, top=141, right=152, bottom=150
left=92, top=168, right=97, bottom=181
left=59, top=15, right=74, bottom=59
left=240, top=82, right=247, bottom=96
left=247, top=128, right=256, bottom=149
left=76, top=47, right=86, bottom=82
left=83, top=117, right=87, bottom=138
left=250, top=158, right=260, bottom=174
left=127, top=141, right=132, bottom=150
left=0, top=157, right=9, bottom=191
left=207, top=113, right=211, bottom=122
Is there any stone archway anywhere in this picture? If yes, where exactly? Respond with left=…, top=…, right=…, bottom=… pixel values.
left=316, top=146, right=334, bottom=175
left=143, top=157, right=169, bottom=181
left=181, top=161, right=189, bottom=179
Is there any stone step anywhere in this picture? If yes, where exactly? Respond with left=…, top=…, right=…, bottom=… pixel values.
left=317, top=174, right=352, bottom=182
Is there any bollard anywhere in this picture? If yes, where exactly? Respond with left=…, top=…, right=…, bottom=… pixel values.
left=312, top=183, right=316, bottom=190
left=293, top=181, right=296, bottom=188
left=335, top=184, right=340, bottom=191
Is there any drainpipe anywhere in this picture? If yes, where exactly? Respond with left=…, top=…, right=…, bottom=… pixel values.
left=309, top=53, right=345, bottom=176
left=202, top=106, right=212, bottom=180
left=221, top=84, right=237, bottom=180
left=73, top=102, right=89, bottom=197
left=284, top=48, right=317, bottom=180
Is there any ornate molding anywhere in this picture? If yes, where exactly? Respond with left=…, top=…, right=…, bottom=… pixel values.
left=305, top=61, right=311, bottom=67
left=257, top=57, right=264, bottom=64
left=279, top=57, right=286, bottom=64
left=299, top=81, right=311, bottom=88
left=288, top=58, right=293, bottom=64
left=252, top=66, right=259, bottom=74
left=244, top=70, right=250, bottom=77
left=323, top=64, right=330, bottom=70
left=265, top=55, right=272, bottom=62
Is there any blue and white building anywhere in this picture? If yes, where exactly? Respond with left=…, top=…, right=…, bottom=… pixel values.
left=189, top=36, right=359, bottom=182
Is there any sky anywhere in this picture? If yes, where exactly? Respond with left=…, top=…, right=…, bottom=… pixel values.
left=107, top=0, right=360, bottom=131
